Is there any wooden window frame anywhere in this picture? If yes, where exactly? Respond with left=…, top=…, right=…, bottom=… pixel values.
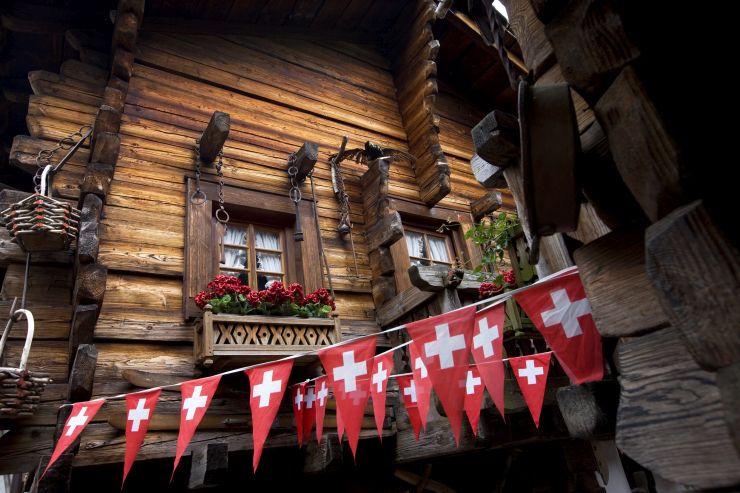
left=219, top=222, right=289, bottom=291
left=184, top=178, right=321, bottom=319
left=403, top=225, right=455, bottom=267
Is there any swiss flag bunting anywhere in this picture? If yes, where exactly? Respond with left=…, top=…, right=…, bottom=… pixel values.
left=472, top=302, right=506, bottom=419
left=122, top=389, right=161, bottom=486
left=303, top=384, right=317, bottom=443
left=313, top=376, right=329, bottom=443
left=514, top=273, right=603, bottom=384
left=463, top=365, right=485, bottom=435
left=44, top=399, right=105, bottom=477
left=509, top=352, right=551, bottom=427
left=172, top=375, right=221, bottom=479
left=370, top=351, right=394, bottom=439
left=405, top=306, right=476, bottom=445
left=319, top=337, right=376, bottom=458
left=408, top=343, right=433, bottom=429
left=396, top=375, right=423, bottom=440
left=246, top=359, right=293, bottom=472
left=290, top=382, right=306, bottom=447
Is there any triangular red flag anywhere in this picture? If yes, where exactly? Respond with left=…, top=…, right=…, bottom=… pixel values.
left=122, top=389, right=161, bottom=487
left=472, top=302, right=506, bottom=419
left=172, top=375, right=221, bottom=480
left=246, top=359, right=293, bottom=472
left=303, top=383, right=317, bottom=443
left=396, top=375, right=423, bottom=441
left=406, top=306, right=476, bottom=445
left=514, top=272, right=603, bottom=384
left=463, top=365, right=485, bottom=435
left=509, top=352, right=551, bottom=427
left=408, top=343, right=433, bottom=429
left=290, top=382, right=306, bottom=447
left=319, top=337, right=376, bottom=458
left=313, top=376, right=329, bottom=443
left=335, top=400, right=344, bottom=443
left=370, top=351, right=394, bottom=439
left=44, top=399, right=105, bottom=477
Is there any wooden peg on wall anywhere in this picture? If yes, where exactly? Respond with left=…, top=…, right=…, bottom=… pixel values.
left=198, top=111, right=230, bottom=165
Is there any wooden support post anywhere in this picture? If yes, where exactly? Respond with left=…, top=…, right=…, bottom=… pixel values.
left=198, top=112, right=230, bottom=165
left=371, top=275, right=396, bottom=307
left=30, top=455, right=73, bottom=493
left=408, top=265, right=481, bottom=294
left=76, top=194, right=102, bottom=264
left=291, top=141, right=319, bottom=182
left=369, top=247, right=394, bottom=277
left=111, top=49, right=134, bottom=81
left=303, top=435, right=343, bottom=474
left=111, top=12, right=139, bottom=52
left=69, top=305, right=98, bottom=360
left=645, top=200, right=740, bottom=370
left=365, top=211, right=403, bottom=252
left=470, top=190, right=503, bottom=219
left=90, top=132, right=120, bottom=166
left=91, top=105, right=121, bottom=152
left=188, top=443, right=228, bottom=490
left=471, top=110, right=520, bottom=168
left=67, top=344, right=98, bottom=401
left=556, top=381, right=619, bottom=439
left=74, top=263, right=107, bottom=304
left=470, top=154, right=505, bottom=188
left=573, top=227, right=667, bottom=337
left=102, top=87, right=125, bottom=114
left=79, top=163, right=114, bottom=201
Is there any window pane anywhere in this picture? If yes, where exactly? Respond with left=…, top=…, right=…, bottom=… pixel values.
left=257, top=274, right=283, bottom=290
left=255, top=229, right=281, bottom=250
left=256, top=252, right=282, bottom=273
left=405, top=231, right=427, bottom=259
left=410, top=257, right=431, bottom=267
left=428, top=236, right=450, bottom=263
left=221, top=270, right=249, bottom=286
left=224, top=225, right=247, bottom=246
left=223, top=247, right=248, bottom=270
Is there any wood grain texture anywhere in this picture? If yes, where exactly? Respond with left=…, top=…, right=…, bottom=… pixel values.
left=574, top=227, right=668, bottom=337
left=645, top=201, right=740, bottom=370
left=500, top=0, right=555, bottom=77
left=616, top=327, right=740, bottom=488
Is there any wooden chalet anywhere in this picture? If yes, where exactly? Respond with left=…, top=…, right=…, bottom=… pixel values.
left=1, top=0, right=738, bottom=491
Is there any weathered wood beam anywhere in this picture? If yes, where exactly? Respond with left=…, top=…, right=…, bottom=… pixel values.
left=116, top=0, right=145, bottom=24
left=645, top=200, right=740, bottom=370
left=30, top=455, right=73, bottom=493
left=111, top=49, right=134, bottom=82
left=556, top=381, right=619, bottom=439
left=376, top=287, right=435, bottom=327
left=91, top=105, right=121, bottom=152
left=111, top=12, right=139, bottom=53
left=470, top=154, right=505, bottom=189
left=408, top=265, right=482, bottom=294
left=67, top=344, right=98, bottom=401
left=594, top=65, right=687, bottom=222
left=471, top=110, right=519, bottom=169
left=470, top=190, right=503, bottom=219
left=371, top=275, right=396, bottom=307
left=188, top=443, right=228, bottom=490
left=303, top=435, right=343, bottom=474
left=69, top=304, right=98, bottom=356
left=89, top=131, right=120, bottom=166
left=76, top=195, right=102, bottom=264
left=616, top=327, right=740, bottom=488
left=79, top=163, right=114, bottom=201
left=573, top=227, right=668, bottom=337
left=73, top=263, right=107, bottom=304
left=365, top=211, right=403, bottom=252
left=291, top=141, right=318, bottom=182
left=369, top=247, right=394, bottom=277
left=102, top=86, right=125, bottom=114
left=198, top=111, right=230, bottom=165
left=717, top=362, right=740, bottom=455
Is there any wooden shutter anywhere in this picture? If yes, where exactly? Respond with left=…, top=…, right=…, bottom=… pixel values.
left=184, top=179, right=216, bottom=319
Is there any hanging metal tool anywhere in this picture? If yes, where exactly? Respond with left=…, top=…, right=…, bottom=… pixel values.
left=287, top=153, right=304, bottom=242
left=329, top=136, right=359, bottom=277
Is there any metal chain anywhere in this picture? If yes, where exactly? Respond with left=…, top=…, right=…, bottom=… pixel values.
left=287, top=154, right=302, bottom=205
left=214, top=149, right=229, bottom=224
left=191, top=138, right=206, bottom=205
left=34, top=124, right=92, bottom=194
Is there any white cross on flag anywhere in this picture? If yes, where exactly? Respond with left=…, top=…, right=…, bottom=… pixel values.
left=472, top=302, right=506, bottom=419
left=514, top=272, right=603, bottom=384
left=463, top=365, right=485, bottom=436
left=396, top=374, right=423, bottom=441
left=303, top=384, right=317, bottom=444
left=43, top=399, right=105, bottom=478
left=370, top=351, right=394, bottom=439
left=405, top=305, right=476, bottom=445
left=246, top=359, right=293, bottom=472
left=313, top=376, right=329, bottom=444
left=123, top=388, right=161, bottom=486
left=509, top=352, right=552, bottom=427
left=319, top=336, right=376, bottom=458
left=173, top=375, right=221, bottom=480
left=409, top=343, right=433, bottom=430
left=290, top=382, right=306, bottom=447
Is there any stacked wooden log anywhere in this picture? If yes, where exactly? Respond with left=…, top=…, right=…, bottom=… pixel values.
left=0, top=369, right=51, bottom=417
left=488, top=0, right=740, bottom=488
left=390, top=0, right=450, bottom=205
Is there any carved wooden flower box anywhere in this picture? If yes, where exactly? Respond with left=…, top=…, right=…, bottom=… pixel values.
left=194, top=309, right=341, bottom=370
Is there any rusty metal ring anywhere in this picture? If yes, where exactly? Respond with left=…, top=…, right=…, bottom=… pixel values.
left=190, top=190, right=207, bottom=205
left=215, top=208, right=229, bottom=224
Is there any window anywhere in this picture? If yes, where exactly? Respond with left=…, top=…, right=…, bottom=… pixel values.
left=220, top=223, right=285, bottom=290
left=404, top=226, right=454, bottom=267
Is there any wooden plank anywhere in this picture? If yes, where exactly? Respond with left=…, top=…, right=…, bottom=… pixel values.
left=471, top=110, right=519, bottom=168
left=470, top=190, right=503, bottom=219
left=79, top=162, right=115, bottom=200
left=407, top=265, right=481, bottom=294
left=371, top=275, right=396, bottom=307
left=90, top=132, right=121, bottom=166
left=470, top=154, right=505, bottom=188
left=0, top=301, right=72, bottom=340
left=500, top=0, right=555, bottom=77
left=291, top=141, right=319, bottom=182
left=0, top=229, right=73, bottom=267
left=69, top=305, right=98, bottom=351
left=1, top=264, right=72, bottom=304
left=73, top=263, right=107, bottom=305
left=376, top=287, right=435, bottom=327
left=645, top=200, right=740, bottom=370
left=67, top=344, right=98, bottom=402
left=76, top=194, right=103, bottom=264
left=198, top=111, right=230, bottom=164
left=594, top=65, right=686, bottom=222
left=616, top=327, right=740, bottom=488
left=573, top=227, right=668, bottom=337
left=365, top=211, right=403, bottom=252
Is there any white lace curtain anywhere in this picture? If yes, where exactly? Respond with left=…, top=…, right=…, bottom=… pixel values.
left=223, top=225, right=247, bottom=269
left=255, top=230, right=282, bottom=273
left=405, top=231, right=425, bottom=258
left=428, top=236, right=450, bottom=263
